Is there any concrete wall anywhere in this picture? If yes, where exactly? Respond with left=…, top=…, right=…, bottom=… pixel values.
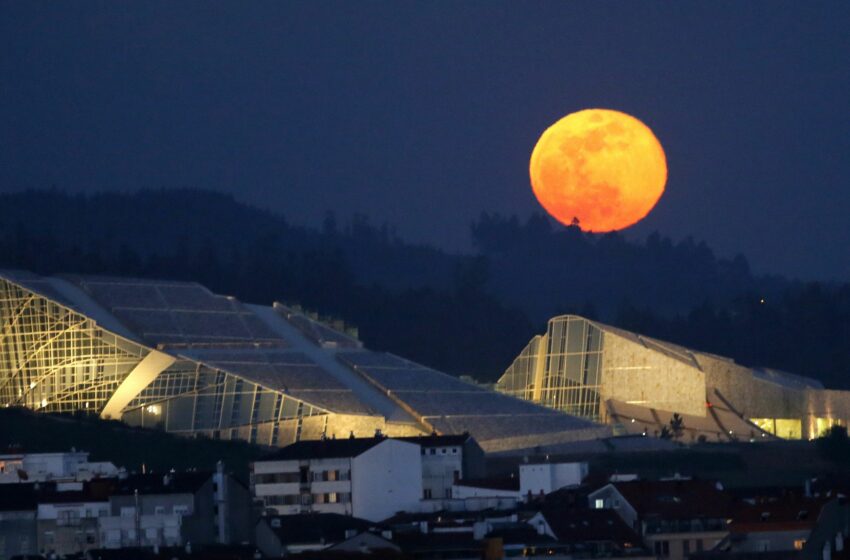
left=0, top=511, right=37, bottom=559
left=421, top=446, right=463, bottom=499
left=519, top=462, right=587, bottom=496
left=351, top=440, right=421, bottom=522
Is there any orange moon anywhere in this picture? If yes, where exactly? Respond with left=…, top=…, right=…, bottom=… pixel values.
left=529, top=109, right=667, bottom=232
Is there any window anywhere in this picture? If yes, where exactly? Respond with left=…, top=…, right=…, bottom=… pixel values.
left=120, top=507, right=136, bottom=518
left=452, top=448, right=458, bottom=454
left=445, top=488, right=452, bottom=498
left=683, top=540, right=690, bottom=556
left=696, top=540, right=704, bottom=552
left=594, top=499, right=604, bottom=509
left=424, top=489, right=432, bottom=499
left=794, top=539, right=807, bottom=550
left=429, top=449, right=436, bottom=455
left=441, top=448, right=447, bottom=454
left=173, top=505, right=190, bottom=516
left=328, top=493, right=339, bottom=503
left=154, top=506, right=166, bottom=515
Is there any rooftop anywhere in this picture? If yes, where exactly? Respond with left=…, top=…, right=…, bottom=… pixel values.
left=259, top=437, right=390, bottom=462
left=261, top=513, right=379, bottom=545
left=605, top=479, right=733, bottom=520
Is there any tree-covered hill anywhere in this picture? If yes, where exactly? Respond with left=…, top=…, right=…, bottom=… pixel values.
left=0, top=189, right=847, bottom=388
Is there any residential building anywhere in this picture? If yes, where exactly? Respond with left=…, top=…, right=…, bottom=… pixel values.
left=254, top=513, right=394, bottom=557
left=0, top=483, right=38, bottom=559
left=528, top=507, right=648, bottom=558
left=589, top=479, right=732, bottom=560
left=251, top=436, right=422, bottom=522
left=519, top=461, right=588, bottom=499
left=98, top=467, right=251, bottom=549
left=37, top=479, right=113, bottom=557
left=398, top=433, right=485, bottom=500
left=0, top=450, right=118, bottom=484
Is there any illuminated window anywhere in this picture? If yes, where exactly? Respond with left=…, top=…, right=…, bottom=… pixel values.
left=793, top=539, right=806, bottom=550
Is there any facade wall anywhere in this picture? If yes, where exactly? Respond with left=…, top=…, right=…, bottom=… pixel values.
left=421, top=445, right=463, bottom=500
left=601, top=332, right=706, bottom=418
left=519, top=462, right=587, bottom=496
left=699, top=355, right=806, bottom=419
left=252, top=457, right=354, bottom=516
left=0, top=511, right=37, bottom=559
left=351, top=440, right=422, bottom=522
left=589, top=485, right=638, bottom=532
left=498, top=315, right=850, bottom=441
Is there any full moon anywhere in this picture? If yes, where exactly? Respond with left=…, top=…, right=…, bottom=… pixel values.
left=529, top=109, right=667, bottom=232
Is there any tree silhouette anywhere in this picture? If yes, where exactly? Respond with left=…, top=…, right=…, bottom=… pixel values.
left=669, top=413, right=685, bottom=440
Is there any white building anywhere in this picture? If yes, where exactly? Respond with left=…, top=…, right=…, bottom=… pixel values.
left=37, top=481, right=111, bottom=556
left=519, top=461, right=588, bottom=498
left=0, top=450, right=118, bottom=484
left=252, top=436, right=423, bottom=522
left=398, top=434, right=485, bottom=500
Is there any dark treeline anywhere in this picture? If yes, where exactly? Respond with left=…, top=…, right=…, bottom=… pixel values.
left=0, top=189, right=531, bottom=380
left=0, top=189, right=848, bottom=387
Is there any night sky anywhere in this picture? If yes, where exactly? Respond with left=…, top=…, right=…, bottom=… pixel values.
left=2, top=2, right=849, bottom=280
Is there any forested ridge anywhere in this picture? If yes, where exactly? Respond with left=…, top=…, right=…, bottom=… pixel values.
left=0, top=189, right=847, bottom=388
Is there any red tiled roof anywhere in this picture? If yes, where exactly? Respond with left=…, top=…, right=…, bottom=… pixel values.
left=540, top=508, right=640, bottom=547
left=612, top=479, right=732, bottom=519
left=729, top=496, right=830, bottom=533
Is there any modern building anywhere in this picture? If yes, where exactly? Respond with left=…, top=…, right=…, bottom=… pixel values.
left=251, top=436, right=422, bottom=522
left=0, top=271, right=607, bottom=454
left=497, top=314, right=850, bottom=441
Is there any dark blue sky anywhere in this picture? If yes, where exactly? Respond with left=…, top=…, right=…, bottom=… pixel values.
left=2, top=2, right=849, bottom=280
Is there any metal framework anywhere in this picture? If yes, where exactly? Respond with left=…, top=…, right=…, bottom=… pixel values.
left=497, top=316, right=604, bottom=422
left=0, top=277, right=325, bottom=446
left=0, top=280, right=146, bottom=413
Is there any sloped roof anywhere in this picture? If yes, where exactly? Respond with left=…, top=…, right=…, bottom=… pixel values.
left=260, top=437, right=389, bottom=461
left=261, top=513, right=378, bottom=545
left=113, top=472, right=211, bottom=496
left=729, top=496, right=830, bottom=533
left=539, top=507, right=640, bottom=546
left=609, top=479, right=733, bottom=520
